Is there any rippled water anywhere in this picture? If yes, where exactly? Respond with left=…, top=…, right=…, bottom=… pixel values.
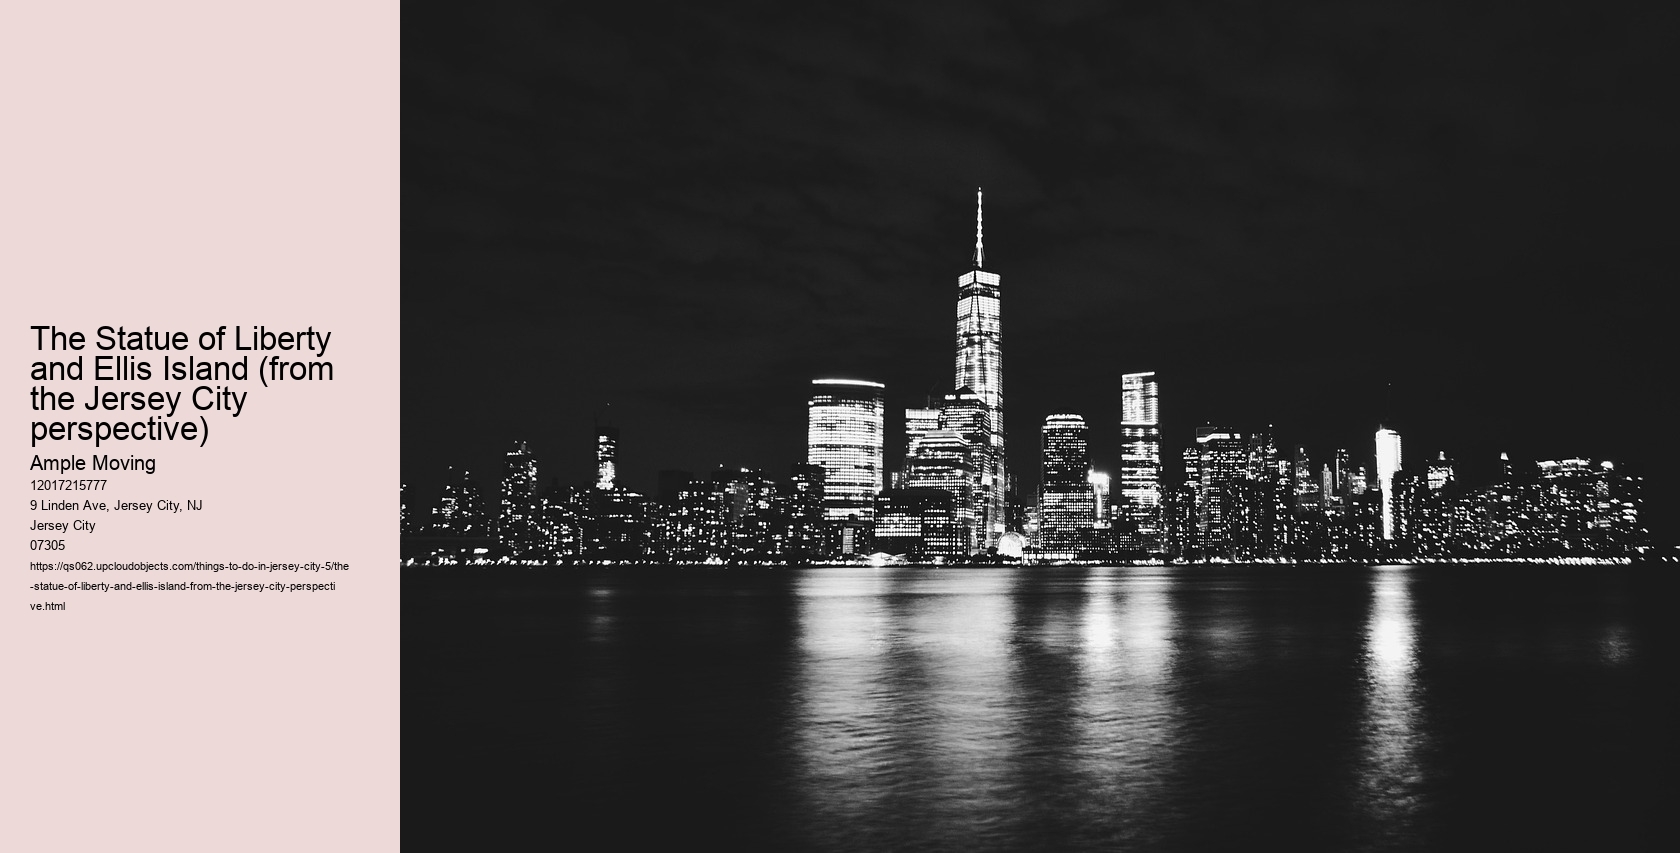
left=406, top=564, right=1676, bottom=850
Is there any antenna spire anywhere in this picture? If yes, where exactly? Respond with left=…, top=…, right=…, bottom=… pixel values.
left=973, top=187, right=985, bottom=269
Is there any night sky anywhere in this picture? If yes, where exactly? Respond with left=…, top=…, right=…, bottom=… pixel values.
left=404, top=1, right=1676, bottom=541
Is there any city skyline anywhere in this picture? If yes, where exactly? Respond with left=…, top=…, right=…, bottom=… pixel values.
left=404, top=2, right=1675, bottom=546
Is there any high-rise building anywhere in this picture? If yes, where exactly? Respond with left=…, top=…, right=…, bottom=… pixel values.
left=1119, top=371, right=1162, bottom=549
left=872, top=489, right=962, bottom=561
left=1038, top=414, right=1093, bottom=557
left=807, top=378, right=885, bottom=522
left=1089, top=470, right=1111, bottom=525
left=905, top=405, right=940, bottom=449
left=1192, top=426, right=1275, bottom=555
left=1375, top=426, right=1403, bottom=540
left=498, top=440, right=541, bottom=554
left=1428, top=452, right=1454, bottom=491
left=595, top=426, right=619, bottom=490
left=1292, top=446, right=1321, bottom=515
left=954, top=188, right=1007, bottom=547
left=904, top=429, right=979, bottom=554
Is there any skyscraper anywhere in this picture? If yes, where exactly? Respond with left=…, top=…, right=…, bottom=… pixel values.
left=1428, top=452, right=1454, bottom=491
left=1375, top=426, right=1403, bottom=540
left=595, top=426, right=619, bottom=490
left=955, top=188, right=1006, bottom=547
left=905, top=404, right=941, bottom=447
left=807, top=378, right=885, bottom=522
left=1119, top=371, right=1162, bottom=549
left=1038, top=414, right=1092, bottom=557
left=1192, top=426, right=1275, bottom=554
left=904, top=429, right=979, bottom=553
left=498, top=440, right=540, bottom=554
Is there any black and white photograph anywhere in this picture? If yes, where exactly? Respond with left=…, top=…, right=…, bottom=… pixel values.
left=402, top=2, right=1677, bottom=849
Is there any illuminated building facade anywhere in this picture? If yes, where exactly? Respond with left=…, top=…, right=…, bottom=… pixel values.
left=498, top=440, right=541, bottom=554
left=1375, top=427, right=1403, bottom=540
left=905, top=405, right=940, bottom=448
left=1118, top=371, right=1162, bottom=549
left=1038, top=414, right=1093, bottom=556
left=903, top=429, right=979, bottom=554
left=807, top=378, right=884, bottom=522
left=596, top=426, right=619, bottom=489
left=872, top=489, right=961, bottom=560
left=1192, top=426, right=1277, bottom=555
left=954, top=188, right=1007, bottom=547
left=1428, top=452, right=1454, bottom=491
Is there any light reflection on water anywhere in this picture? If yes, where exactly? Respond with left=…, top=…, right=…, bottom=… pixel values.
left=792, top=567, right=1187, bottom=848
left=1358, top=566, right=1427, bottom=835
left=415, top=562, right=1669, bottom=850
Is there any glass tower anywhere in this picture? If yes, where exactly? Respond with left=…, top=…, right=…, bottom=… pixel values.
left=1039, top=414, right=1092, bottom=556
left=1375, top=426, right=1403, bottom=540
left=807, top=379, right=885, bottom=522
left=595, top=426, right=619, bottom=490
left=954, top=188, right=1006, bottom=547
left=904, top=429, right=979, bottom=554
left=1119, top=371, right=1162, bottom=548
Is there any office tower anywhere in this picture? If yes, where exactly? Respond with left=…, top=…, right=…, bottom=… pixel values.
left=1119, top=371, right=1163, bottom=548
left=1428, top=452, right=1454, bottom=491
left=904, top=429, right=979, bottom=554
left=1375, top=426, right=1403, bottom=540
left=1500, top=452, right=1513, bottom=481
left=1291, top=446, right=1320, bottom=515
left=905, top=405, right=940, bottom=450
left=954, top=188, right=1007, bottom=547
left=783, top=463, right=829, bottom=560
left=1193, top=426, right=1273, bottom=555
left=498, top=440, right=540, bottom=554
left=1330, top=448, right=1352, bottom=504
left=937, top=387, right=995, bottom=546
left=431, top=465, right=490, bottom=537
left=596, top=426, right=619, bottom=490
left=872, top=489, right=961, bottom=560
left=1089, top=470, right=1111, bottom=524
left=1039, top=414, right=1093, bottom=556
left=807, top=378, right=885, bottom=522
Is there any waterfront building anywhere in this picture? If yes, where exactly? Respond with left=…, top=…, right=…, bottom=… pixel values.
left=904, top=429, right=979, bottom=554
left=954, top=188, right=1007, bottom=547
left=782, top=463, right=830, bottom=560
left=431, top=465, right=490, bottom=537
left=497, top=440, right=542, bottom=555
left=1118, top=371, right=1162, bottom=550
left=872, top=489, right=962, bottom=561
left=1038, top=414, right=1093, bottom=558
left=1375, top=427, right=1403, bottom=540
left=1193, top=426, right=1272, bottom=554
left=1089, top=470, right=1111, bottom=526
left=807, top=378, right=885, bottom=523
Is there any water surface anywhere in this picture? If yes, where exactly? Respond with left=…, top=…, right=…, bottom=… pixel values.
left=405, top=564, right=1675, bottom=850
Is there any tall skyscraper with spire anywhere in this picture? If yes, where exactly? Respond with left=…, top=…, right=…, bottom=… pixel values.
left=954, top=188, right=1007, bottom=547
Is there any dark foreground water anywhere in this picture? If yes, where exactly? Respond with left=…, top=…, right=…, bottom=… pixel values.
left=405, top=564, right=1677, bottom=850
